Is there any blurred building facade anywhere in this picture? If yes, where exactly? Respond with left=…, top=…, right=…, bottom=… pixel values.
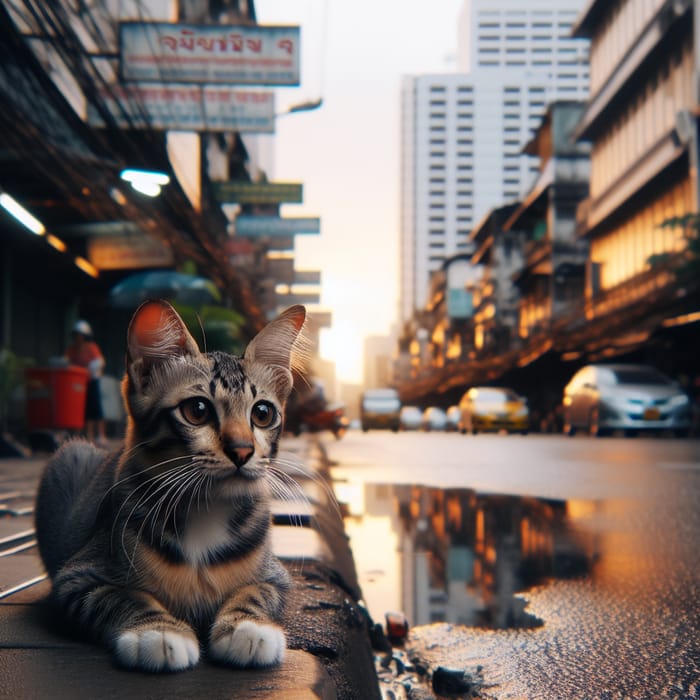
left=400, top=0, right=589, bottom=321
left=395, top=0, right=700, bottom=420
left=0, top=0, right=330, bottom=441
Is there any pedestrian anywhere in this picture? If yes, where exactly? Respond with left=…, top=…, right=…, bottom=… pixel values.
left=65, top=320, right=107, bottom=447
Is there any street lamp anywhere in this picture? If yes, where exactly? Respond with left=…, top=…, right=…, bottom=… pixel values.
left=120, top=168, right=171, bottom=197
left=276, top=98, right=323, bottom=118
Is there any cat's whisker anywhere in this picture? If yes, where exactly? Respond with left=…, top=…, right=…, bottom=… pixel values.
left=164, top=468, right=207, bottom=544
left=118, top=463, right=195, bottom=568
left=266, top=467, right=314, bottom=529
left=140, top=463, right=200, bottom=542
left=111, top=467, right=179, bottom=548
left=112, top=461, right=191, bottom=533
left=100, top=451, right=193, bottom=510
left=271, top=455, right=344, bottom=521
left=129, top=465, right=201, bottom=568
left=188, top=463, right=212, bottom=516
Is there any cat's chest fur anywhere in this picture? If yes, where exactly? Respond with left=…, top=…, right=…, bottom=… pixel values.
left=133, top=522, right=267, bottom=623
left=180, top=502, right=236, bottom=566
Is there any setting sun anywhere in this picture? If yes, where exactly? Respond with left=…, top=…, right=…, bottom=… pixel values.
left=319, top=319, right=364, bottom=386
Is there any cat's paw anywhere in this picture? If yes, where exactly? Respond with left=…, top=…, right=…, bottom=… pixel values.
left=114, top=628, right=200, bottom=672
left=209, top=620, right=286, bottom=668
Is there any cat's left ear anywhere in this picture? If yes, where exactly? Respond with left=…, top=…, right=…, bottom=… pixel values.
left=127, top=300, right=201, bottom=369
left=244, top=305, right=306, bottom=393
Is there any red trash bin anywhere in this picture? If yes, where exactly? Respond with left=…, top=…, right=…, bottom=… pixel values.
left=25, top=366, right=89, bottom=431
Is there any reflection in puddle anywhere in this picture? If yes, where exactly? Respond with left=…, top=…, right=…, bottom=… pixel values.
left=340, top=482, right=598, bottom=630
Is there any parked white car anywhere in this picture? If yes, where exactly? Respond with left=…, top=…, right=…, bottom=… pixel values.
left=562, top=363, right=691, bottom=437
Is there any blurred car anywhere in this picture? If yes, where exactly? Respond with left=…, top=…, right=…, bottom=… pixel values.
left=400, top=405, right=423, bottom=431
left=562, top=363, right=691, bottom=437
left=422, top=406, right=447, bottom=431
left=458, top=386, right=529, bottom=434
left=445, top=405, right=461, bottom=431
left=361, top=388, right=401, bottom=432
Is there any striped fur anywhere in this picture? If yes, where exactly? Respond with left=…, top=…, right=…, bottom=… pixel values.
left=35, top=301, right=306, bottom=672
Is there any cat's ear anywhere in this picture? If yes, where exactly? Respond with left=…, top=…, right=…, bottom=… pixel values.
left=244, top=305, right=306, bottom=394
left=127, top=300, right=201, bottom=368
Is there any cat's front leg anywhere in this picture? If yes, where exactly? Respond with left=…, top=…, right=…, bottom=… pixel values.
left=53, top=567, right=200, bottom=672
left=208, top=581, right=287, bottom=668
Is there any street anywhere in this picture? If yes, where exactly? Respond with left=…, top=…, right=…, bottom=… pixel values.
left=325, top=431, right=700, bottom=699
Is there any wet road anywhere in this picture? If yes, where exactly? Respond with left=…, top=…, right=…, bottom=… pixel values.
left=326, top=432, right=700, bottom=699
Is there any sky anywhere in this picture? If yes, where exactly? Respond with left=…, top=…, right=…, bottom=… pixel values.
left=255, top=0, right=465, bottom=385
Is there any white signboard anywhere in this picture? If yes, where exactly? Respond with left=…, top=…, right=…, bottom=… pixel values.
left=88, top=85, right=275, bottom=133
left=120, top=22, right=300, bottom=86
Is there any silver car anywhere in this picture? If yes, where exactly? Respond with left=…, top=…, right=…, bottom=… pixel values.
left=421, top=406, right=447, bottom=432
left=562, top=363, right=691, bottom=437
left=399, top=405, right=423, bottom=431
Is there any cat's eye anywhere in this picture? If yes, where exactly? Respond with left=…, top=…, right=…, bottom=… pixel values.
left=179, top=397, right=213, bottom=426
left=251, top=400, right=277, bottom=429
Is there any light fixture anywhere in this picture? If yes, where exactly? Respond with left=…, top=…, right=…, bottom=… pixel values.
left=119, top=169, right=170, bottom=197
left=74, top=256, right=99, bottom=278
left=0, top=192, right=46, bottom=235
left=46, top=234, right=67, bottom=253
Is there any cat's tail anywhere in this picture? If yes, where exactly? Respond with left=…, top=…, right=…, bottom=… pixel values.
left=35, top=440, right=108, bottom=577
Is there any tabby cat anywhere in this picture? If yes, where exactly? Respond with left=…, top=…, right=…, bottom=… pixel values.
left=35, top=299, right=306, bottom=672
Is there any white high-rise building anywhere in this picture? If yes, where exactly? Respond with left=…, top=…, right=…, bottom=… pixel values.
left=400, top=0, right=589, bottom=321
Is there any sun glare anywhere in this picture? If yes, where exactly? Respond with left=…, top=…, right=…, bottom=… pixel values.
left=320, top=320, right=363, bottom=385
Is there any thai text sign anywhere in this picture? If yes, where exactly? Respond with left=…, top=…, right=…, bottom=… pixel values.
left=88, top=85, right=275, bottom=133
left=212, top=181, right=303, bottom=204
left=235, top=216, right=320, bottom=237
left=120, top=22, right=300, bottom=86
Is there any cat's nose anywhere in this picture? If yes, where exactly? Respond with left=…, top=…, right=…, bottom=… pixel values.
left=223, top=440, right=254, bottom=468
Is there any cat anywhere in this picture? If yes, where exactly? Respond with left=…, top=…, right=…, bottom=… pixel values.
left=35, top=299, right=306, bottom=673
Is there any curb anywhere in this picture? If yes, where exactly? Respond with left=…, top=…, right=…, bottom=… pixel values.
left=0, top=435, right=380, bottom=699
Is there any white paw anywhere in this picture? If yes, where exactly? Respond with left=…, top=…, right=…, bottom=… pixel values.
left=209, top=620, right=286, bottom=668
left=115, top=629, right=200, bottom=672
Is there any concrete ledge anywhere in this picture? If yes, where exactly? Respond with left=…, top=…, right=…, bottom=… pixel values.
left=0, top=648, right=336, bottom=699
left=0, top=436, right=381, bottom=699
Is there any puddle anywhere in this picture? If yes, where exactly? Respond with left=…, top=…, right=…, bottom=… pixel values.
left=339, top=482, right=597, bottom=631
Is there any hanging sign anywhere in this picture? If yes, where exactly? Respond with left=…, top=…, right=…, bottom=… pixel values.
left=120, top=22, right=300, bottom=86
left=211, top=181, right=303, bottom=204
left=88, top=85, right=275, bottom=133
left=235, top=216, right=320, bottom=237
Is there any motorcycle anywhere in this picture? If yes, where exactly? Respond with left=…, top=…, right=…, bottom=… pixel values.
left=286, top=401, right=350, bottom=440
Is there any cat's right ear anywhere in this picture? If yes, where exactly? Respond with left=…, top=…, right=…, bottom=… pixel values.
left=126, top=300, right=200, bottom=372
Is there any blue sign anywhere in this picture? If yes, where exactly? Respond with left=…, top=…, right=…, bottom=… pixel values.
left=448, top=289, right=473, bottom=319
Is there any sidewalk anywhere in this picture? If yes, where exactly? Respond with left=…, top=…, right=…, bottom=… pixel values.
left=0, top=436, right=381, bottom=699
